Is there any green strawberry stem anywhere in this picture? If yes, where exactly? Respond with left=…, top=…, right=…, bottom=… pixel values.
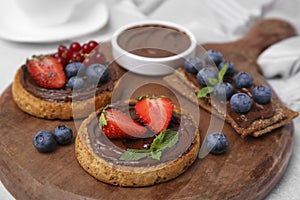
left=136, top=95, right=149, bottom=101
left=99, top=105, right=110, bottom=129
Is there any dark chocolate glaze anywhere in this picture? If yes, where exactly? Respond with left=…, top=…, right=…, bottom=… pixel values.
left=117, top=25, right=191, bottom=58
left=87, top=102, right=197, bottom=167
left=20, top=62, right=124, bottom=102
left=184, top=71, right=274, bottom=128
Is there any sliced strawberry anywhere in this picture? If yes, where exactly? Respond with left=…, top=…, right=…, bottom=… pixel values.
left=135, top=96, right=174, bottom=134
left=27, top=55, right=66, bottom=89
left=100, top=108, right=147, bottom=139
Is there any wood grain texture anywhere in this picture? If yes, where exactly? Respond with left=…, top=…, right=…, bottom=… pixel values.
left=0, top=19, right=297, bottom=200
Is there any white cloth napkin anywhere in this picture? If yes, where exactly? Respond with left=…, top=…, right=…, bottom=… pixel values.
left=257, top=37, right=300, bottom=115
left=86, top=0, right=280, bottom=43
left=258, top=37, right=300, bottom=79
left=141, top=0, right=275, bottom=42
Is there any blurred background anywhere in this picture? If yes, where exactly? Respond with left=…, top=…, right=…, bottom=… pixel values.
left=0, top=0, right=300, bottom=199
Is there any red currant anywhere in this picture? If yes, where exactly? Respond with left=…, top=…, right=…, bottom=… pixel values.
left=71, top=52, right=84, bottom=62
left=81, top=43, right=90, bottom=54
left=56, top=57, right=67, bottom=67
left=69, top=42, right=81, bottom=52
left=87, top=40, right=98, bottom=52
left=52, top=53, right=66, bottom=66
left=61, top=50, right=73, bottom=60
left=58, top=45, right=67, bottom=57
left=94, top=52, right=106, bottom=64
left=83, top=57, right=93, bottom=67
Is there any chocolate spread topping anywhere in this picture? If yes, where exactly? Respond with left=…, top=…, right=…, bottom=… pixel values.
left=86, top=102, right=197, bottom=167
left=117, top=25, right=191, bottom=58
left=184, top=71, right=274, bottom=128
left=20, top=62, right=124, bottom=102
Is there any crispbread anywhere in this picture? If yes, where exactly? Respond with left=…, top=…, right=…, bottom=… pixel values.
left=164, top=68, right=298, bottom=137
left=75, top=104, right=200, bottom=187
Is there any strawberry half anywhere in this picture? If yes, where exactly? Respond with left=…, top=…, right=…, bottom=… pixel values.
left=100, top=107, right=147, bottom=139
left=27, top=55, right=66, bottom=89
left=135, top=96, right=174, bottom=134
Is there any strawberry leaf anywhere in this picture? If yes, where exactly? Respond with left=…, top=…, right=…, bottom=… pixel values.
left=99, top=112, right=106, bottom=129
left=136, top=95, right=149, bottom=101
left=99, top=105, right=109, bottom=129
left=197, top=87, right=214, bottom=98
left=218, top=64, right=228, bottom=82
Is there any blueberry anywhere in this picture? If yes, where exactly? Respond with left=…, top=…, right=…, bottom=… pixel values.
left=65, top=62, right=84, bottom=78
left=33, top=130, right=57, bottom=153
left=53, top=125, right=73, bottom=145
left=213, top=82, right=233, bottom=101
left=205, top=50, right=223, bottom=66
left=230, top=93, right=253, bottom=114
left=218, top=61, right=236, bottom=77
left=252, top=85, right=272, bottom=104
left=205, top=132, right=229, bottom=155
left=85, top=64, right=109, bottom=85
left=66, top=76, right=85, bottom=90
left=234, top=72, right=253, bottom=89
left=196, top=67, right=218, bottom=86
left=184, top=57, right=204, bottom=74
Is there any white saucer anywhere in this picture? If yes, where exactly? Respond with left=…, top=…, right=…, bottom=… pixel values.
left=0, top=0, right=109, bottom=43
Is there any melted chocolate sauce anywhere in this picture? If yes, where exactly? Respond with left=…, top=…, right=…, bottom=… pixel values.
left=117, top=25, right=191, bottom=58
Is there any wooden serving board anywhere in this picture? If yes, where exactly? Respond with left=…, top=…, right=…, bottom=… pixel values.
left=0, top=19, right=297, bottom=200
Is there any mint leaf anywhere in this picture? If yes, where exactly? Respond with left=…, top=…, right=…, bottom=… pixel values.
left=120, top=130, right=179, bottom=161
left=150, top=130, right=179, bottom=151
left=126, top=148, right=149, bottom=153
left=196, top=65, right=228, bottom=99
left=150, top=131, right=166, bottom=151
left=197, top=86, right=214, bottom=98
left=218, top=64, right=228, bottom=82
left=119, top=150, right=149, bottom=161
left=208, top=78, right=218, bottom=86
left=151, top=151, right=162, bottom=160
left=152, top=130, right=179, bottom=151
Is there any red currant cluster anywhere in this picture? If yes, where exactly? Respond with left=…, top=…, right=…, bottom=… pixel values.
left=53, top=40, right=105, bottom=67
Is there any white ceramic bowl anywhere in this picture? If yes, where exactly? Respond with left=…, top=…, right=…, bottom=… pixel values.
left=111, top=20, right=197, bottom=76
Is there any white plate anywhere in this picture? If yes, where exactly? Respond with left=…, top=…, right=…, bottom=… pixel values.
left=0, top=0, right=109, bottom=43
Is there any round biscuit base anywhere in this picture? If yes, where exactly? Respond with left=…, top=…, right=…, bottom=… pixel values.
left=12, top=68, right=112, bottom=120
left=75, top=109, right=201, bottom=187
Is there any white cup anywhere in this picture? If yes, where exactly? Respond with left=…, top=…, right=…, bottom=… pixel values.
left=14, top=0, right=84, bottom=26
